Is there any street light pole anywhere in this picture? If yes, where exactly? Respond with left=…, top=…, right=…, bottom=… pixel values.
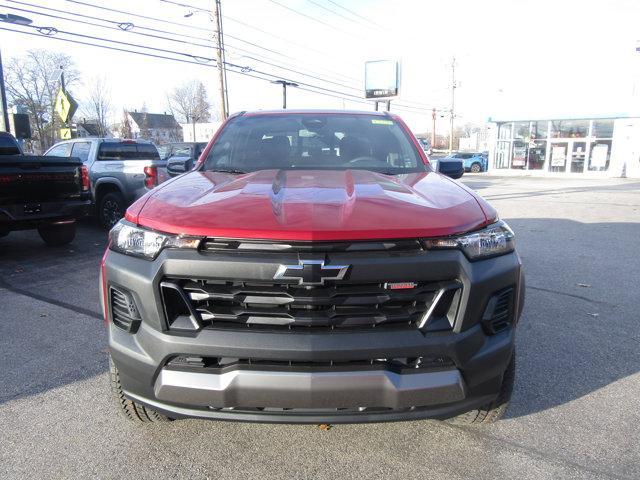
left=271, top=80, right=298, bottom=109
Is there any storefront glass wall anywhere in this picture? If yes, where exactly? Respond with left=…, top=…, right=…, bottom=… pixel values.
left=493, top=119, right=615, bottom=173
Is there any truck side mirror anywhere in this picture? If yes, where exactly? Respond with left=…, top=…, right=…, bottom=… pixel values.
left=167, top=161, right=186, bottom=176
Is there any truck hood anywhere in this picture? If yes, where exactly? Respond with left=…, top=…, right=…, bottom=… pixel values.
left=132, top=169, right=491, bottom=241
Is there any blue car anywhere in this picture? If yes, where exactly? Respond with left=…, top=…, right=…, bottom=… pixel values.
left=446, top=152, right=488, bottom=173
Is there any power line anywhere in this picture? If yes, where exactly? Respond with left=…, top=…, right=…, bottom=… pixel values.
left=0, top=23, right=434, bottom=114
left=325, top=0, right=385, bottom=29
left=3, top=1, right=216, bottom=51
left=0, top=8, right=437, bottom=112
left=155, top=0, right=370, bottom=82
left=63, top=0, right=211, bottom=32
left=28, top=0, right=363, bottom=88
left=0, top=24, right=212, bottom=66
left=0, top=26, right=436, bottom=113
left=304, top=0, right=364, bottom=26
left=5, top=1, right=364, bottom=92
left=8, top=16, right=217, bottom=63
left=61, top=0, right=322, bottom=62
left=159, top=0, right=210, bottom=11
left=266, top=0, right=365, bottom=39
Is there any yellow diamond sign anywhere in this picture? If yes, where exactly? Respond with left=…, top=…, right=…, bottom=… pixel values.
left=55, top=88, right=78, bottom=123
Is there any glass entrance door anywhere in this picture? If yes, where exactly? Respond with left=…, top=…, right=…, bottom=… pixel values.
left=570, top=141, right=587, bottom=173
left=549, top=140, right=587, bottom=173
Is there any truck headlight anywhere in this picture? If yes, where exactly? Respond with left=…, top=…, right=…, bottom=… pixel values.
left=424, top=220, right=515, bottom=260
left=109, top=220, right=202, bottom=259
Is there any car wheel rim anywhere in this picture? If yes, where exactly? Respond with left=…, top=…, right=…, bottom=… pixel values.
left=103, top=200, right=122, bottom=228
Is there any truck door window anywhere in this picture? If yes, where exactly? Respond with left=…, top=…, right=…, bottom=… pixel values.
left=71, top=142, right=91, bottom=163
left=46, top=143, right=72, bottom=157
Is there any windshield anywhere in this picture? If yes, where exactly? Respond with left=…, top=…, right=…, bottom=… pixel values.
left=203, top=114, right=426, bottom=174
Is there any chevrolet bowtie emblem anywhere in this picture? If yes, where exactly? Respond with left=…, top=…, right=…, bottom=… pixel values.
left=274, top=260, right=349, bottom=286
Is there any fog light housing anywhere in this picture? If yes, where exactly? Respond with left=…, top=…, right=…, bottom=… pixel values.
left=109, top=286, right=141, bottom=332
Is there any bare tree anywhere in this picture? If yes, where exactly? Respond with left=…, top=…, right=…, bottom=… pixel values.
left=4, top=49, right=79, bottom=152
left=167, top=80, right=214, bottom=140
left=119, top=109, right=132, bottom=139
left=81, top=76, right=112, bottom=137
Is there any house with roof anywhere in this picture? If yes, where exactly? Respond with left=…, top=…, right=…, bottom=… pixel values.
left=126, top=111, right=182, bottom=144
left=76, top=121, right=111, bottom=138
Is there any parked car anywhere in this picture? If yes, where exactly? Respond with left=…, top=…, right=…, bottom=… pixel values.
left=417, top=137, right=432, bottom=155
left=430, top=155, right=464, bottom=179
left=102, top=110, right=524, bottom=426
left=159, top=142, right=208, bottom=177
left=45, top=138, right=167, bottom=228
left=445, top=151, right=488, bottom=173
left=0, top=132, right=90, bottom=245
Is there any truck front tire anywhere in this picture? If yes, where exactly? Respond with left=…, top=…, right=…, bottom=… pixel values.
left=109, top=356, right=171, bottom=423
left=37, top=222, right=76, bottom=246
left=447, top=351, right=515, bottom=425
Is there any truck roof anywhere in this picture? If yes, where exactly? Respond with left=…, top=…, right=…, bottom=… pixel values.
left=240, top=109, right=392, bottom=117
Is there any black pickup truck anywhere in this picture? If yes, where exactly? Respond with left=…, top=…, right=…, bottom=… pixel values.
left=0, top=132, right=91, bottom=245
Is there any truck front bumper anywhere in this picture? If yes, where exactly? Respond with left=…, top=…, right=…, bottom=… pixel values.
left=104, top=245, right=524, bottom=424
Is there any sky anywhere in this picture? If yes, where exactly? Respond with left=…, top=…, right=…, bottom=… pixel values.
left=1, top=0, right=639, bottom=133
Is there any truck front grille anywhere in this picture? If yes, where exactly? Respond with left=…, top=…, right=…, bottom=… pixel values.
left=160, top=279, right=462, bottom=332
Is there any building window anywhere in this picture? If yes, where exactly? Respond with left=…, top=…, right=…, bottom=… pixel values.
left=513, top=122, right=530, bottom=140
left=550, top=120, right=589, bottom=138
left=588, top=140, right=611, bottom=171
left=549, top=142, right=569, bottom=172
left=498, top=123, right=512, bottom=140
left=592, top=120, right=614, bottom=139
left=531, top=121, right=548, bottom=140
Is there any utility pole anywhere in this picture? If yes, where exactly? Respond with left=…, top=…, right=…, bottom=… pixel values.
left=431, top=108, right=436, bottom=149
left=0, top=49, right=10, bottom=132
left=271, top=80, right=298, bottom=109
left=449, top=56, right=456, bottom=153
left=213, top=0, right=228, bottom=120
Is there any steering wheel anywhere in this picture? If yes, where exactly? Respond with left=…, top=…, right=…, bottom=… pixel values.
left=347, top=156, right=387, bottom=167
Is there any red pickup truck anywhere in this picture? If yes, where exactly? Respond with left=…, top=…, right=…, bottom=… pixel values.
left=101, top=110, right=524, bottom=425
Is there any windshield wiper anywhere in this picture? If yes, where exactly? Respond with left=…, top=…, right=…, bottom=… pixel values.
left=210, top=168, right=246, bottom=174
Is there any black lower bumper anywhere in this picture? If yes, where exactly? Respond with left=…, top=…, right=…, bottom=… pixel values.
left=126, top=389, right=496, bottom=424
left=105, top=245, right=523, bottom=423
left=0, top=198, right=90, bottom=231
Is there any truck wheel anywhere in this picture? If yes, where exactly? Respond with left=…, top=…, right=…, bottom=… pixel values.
left=447, top=352, right=515, bottom=425
left=37, top=222, right=76, bottom=246
left=109, top=356, right=171, bottom=423
left=99, top=192, right=125, bottom=229
left=470, top=162, right=482, bottom=173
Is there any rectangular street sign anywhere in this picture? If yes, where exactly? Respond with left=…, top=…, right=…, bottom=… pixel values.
left=365, top=60, right=400, bottom=99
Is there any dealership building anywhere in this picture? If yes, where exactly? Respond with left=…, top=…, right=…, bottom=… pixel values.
left=486, top=115, right=640, bottom=178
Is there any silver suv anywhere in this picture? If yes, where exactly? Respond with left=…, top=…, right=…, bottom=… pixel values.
left=45, top=138, right=167, bottom=228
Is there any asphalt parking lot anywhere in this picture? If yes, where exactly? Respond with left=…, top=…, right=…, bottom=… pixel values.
left=1, top=175, right=639, bottom=480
